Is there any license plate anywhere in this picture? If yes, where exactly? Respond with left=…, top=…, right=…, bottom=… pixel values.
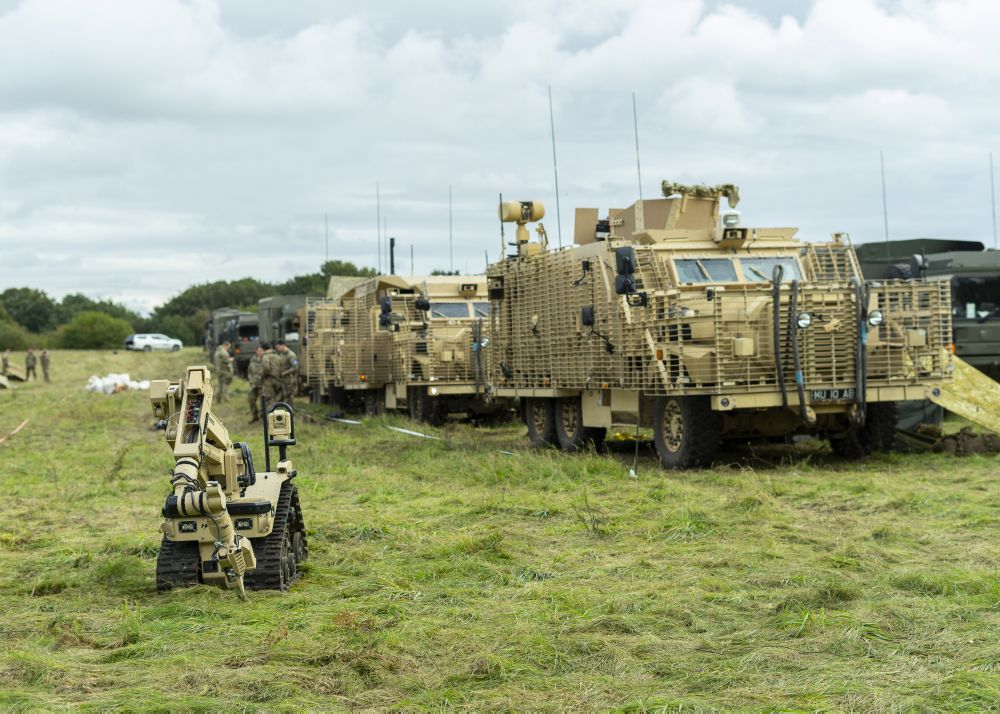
left=811, top=388, right=856, bottom=402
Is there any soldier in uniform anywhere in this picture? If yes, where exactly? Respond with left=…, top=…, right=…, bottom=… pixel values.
left=212, top=340, right=234, bottom=402
left=259, top=342, right=284, bottom=411
left=1, top=349, right=9, bottom=375
left=25, top=348, right=37, bottom=380
left=275, top=339, right=299, bottom=407
left=40, top=349, right=51, bottom=382
left=247, top=344, right=265, bottom=423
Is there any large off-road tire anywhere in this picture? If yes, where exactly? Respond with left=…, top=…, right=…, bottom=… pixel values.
left=829, top=402, right=898, bottom=460
left=525, top=397, right=557, bottom=448
left=554, top=396, right=606, bottom=453
left=244, top=482, right=307, bottom=591
left=155, top=537, right=201, bottom=592
left=363, top=389, right=385, bottom=417
left=408, top=386, right=444, bottom=426
left=143, top=345, right=152, bottom=353
left=652, top=395, right=721, bottom=469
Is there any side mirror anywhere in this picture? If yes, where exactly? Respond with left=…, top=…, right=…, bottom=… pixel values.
left=581, top=305, right=595, bottom=326
left=615, top=246, right=637, bottom=275
left=626, top=292, right=648, bottom=307
left=614, top=246, right=639, bottom=295
left=379, top=297, right=393, bottom=328
left=415, top=297, right=430, bottom=312
left=615, top=274, right=636, bottom=295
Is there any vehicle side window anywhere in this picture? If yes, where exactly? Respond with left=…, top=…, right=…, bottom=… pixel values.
left=474, top=302, right=491, bottom=317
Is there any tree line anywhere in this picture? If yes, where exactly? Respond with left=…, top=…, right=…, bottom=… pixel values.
left=0, top=260, right=376, bottom=350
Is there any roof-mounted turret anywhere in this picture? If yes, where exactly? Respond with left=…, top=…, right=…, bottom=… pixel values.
left=661, top=180, right=740, bottom=208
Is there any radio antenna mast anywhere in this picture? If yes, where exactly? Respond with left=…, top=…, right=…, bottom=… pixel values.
left=499, top=192, right=505, bottom=257
left=449, top=186, right=454, bottom=273
left=376, top=181, right=382, bottom=274
left=548, top=85, right=563, bottom=248
left=880, top=151, right=890, bottom=259
left=324, top=212, right=329, bottom=264
left=632, top=92, right=643, bottom=201
left=632, top=91, right=645, bottom=232
left=991, top=151, right=997, bottom=250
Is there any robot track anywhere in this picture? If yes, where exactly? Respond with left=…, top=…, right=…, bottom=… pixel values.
left=244, top=481, right=308, bottom=591
left=155, top=538, right=201, bottom=592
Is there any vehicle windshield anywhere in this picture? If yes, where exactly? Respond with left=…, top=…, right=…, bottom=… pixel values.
left=429, top=302, right=470, bottom=319
left=474, top=302, right=491, bottom=317
left=675, top=258, right=738, bottom=284
left=953, top=276, right=1000, bottom=320
left=741, top=257, right=802, bottom=283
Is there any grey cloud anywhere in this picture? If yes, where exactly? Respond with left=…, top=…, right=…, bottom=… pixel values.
left=0, top=0, right=998, bottom=315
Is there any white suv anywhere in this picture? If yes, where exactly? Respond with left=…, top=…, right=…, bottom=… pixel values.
left=125, top=334, right=183, bottom=352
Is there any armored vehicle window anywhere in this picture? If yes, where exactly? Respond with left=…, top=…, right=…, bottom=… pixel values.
left=430, top=302, right=471, bottom=319
left=953, top=276, right=1000, bottom=320
left=675, top=258, right=738, bottom=284
left=474, top=302, right=491, bottom=317
left=741, top=257, right=802, bottom=283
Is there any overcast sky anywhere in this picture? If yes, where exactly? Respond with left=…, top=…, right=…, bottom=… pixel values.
left=0, top=0, right=998, bottom=314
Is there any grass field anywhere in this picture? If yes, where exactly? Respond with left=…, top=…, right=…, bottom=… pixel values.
left=1, top=348, right=999, bottom=710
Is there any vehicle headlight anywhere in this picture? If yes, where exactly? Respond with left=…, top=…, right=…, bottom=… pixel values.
left=796, top=312, right=812, bottom=329
left=868, top=310, right=884, bottom=327
left=480, top=337, right=490, bottom=348
left=429, top=387, right=439, bottom=396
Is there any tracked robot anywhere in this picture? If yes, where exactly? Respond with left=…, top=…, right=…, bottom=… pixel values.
left=150, top=365, right=307, bottom=596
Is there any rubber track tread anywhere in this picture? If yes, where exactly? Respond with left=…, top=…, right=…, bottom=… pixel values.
left=243, top=481, right=306, bottom=591
left=156, top=536, right=200, bottom=592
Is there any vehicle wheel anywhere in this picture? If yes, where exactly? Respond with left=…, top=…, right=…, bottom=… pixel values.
left=554, top=396, right=605, bottom=453
left=525, top=397, right=557, bottom=448
left=652, top=395, right=721, bottom=469
left=143, top=345, right=152, bottom=353
left=171, top=345, right=180, bottom=352
left=363, top=389, right=384, bottom=416
left=829, top=402, right=898, bottom=459
left=409, top=386, right=443, bottom=426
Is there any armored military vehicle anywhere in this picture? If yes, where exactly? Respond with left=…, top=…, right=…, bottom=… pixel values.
left=857, top=239, right=1000, bottom=379
left=151, top=365, right=307, bottom=595
left=216, top=310, right=259, bottom=377
left=486, top=181, right=953, bottom=468
left=305, top=275, right=505, bottom=423
left=259, top=296, right=309, bottom=355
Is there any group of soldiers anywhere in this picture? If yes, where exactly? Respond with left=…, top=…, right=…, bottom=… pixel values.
left=2, top=348, right=51, bottom=382
left=211, top=339, right=299, bottom=423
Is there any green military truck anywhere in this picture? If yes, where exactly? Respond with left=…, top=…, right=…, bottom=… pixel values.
left=259, top=296, right=309, bottom=356
left=208, top=308, right=260, bottom=377
left=857, top=239, right=1000, bottom=378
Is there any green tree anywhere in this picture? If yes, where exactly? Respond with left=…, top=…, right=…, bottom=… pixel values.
left=320, top=260, right=376, bottom=278
left=0, top=287, right=57, bottom=332
left=0, top=320, right=31, bottom=351
left=58, top=293, right=140, bottom=325
left=60, top=311, right=134, bottom=349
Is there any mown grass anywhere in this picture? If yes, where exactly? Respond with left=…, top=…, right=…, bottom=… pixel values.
left=1, top=349, right=999, bottom=710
